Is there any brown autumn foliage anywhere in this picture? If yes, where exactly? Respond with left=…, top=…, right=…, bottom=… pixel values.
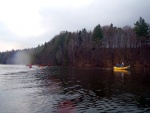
left=0, top=22, right=150, bottom=67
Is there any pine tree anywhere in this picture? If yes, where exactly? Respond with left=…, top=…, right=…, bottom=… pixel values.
left=92, top=24, right=103, bottom=44
left=134, top=17, right=150, bottom=64
left=134, top=17, right=149, bottom=40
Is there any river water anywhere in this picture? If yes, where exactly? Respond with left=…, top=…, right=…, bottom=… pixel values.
left=0, top=65, right=150, bottom=113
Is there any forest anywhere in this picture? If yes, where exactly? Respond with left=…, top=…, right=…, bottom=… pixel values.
left=0, top=17, right=150, bottom=67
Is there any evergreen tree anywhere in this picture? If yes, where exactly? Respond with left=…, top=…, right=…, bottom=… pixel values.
left=134, top=17, right=149, bottom=40
left=92, top=24, right=103, bottom=43
left=134, top=17, right=150, bottom=63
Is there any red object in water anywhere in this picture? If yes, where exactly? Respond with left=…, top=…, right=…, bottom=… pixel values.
left=26, top=64, right=32, bottom=68
left=57, top=101, right=75, bottom=113
left=29, top=65, right=32, bottom=68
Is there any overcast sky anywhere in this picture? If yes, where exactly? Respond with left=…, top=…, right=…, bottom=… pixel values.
left=0, top=0, right=150, bottom=52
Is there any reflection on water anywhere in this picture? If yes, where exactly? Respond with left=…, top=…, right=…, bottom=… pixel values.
left=0, top=65, right=150, bottom=113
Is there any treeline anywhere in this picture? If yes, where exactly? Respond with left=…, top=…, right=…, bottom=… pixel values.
left=0, top=17, right=150, bottom=67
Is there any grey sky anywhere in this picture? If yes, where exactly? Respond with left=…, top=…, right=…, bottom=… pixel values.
left=0, top=0, right=150, bottom=52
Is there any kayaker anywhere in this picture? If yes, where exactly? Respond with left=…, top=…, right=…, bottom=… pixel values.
left=121, top=62, right=124, bottom=67
left=116, top=63, right=120, bottom=67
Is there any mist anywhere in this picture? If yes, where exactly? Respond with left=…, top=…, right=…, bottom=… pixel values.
left=11, top=51, right=32, bottom=65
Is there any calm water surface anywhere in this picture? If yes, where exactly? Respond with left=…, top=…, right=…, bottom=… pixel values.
left=0, top=65, right=150, bottom=113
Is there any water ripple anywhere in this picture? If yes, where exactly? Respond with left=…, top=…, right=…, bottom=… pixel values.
left=0, top=66, right=150, bottom=113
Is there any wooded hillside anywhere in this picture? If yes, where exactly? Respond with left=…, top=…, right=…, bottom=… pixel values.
left=0, top=17, right=150, bottom=67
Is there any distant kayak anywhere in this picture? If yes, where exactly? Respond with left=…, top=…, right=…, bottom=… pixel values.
left=29, top=65, right=32, bottom=68
left=26, top=64, right=32, bottom=68
left=113, top=66, right=130, bottom=70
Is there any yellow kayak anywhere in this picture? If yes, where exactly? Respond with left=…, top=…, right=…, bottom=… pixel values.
left=113, top=69, right=130, bottom=75
left=113, top=66, right=130, bottom=70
